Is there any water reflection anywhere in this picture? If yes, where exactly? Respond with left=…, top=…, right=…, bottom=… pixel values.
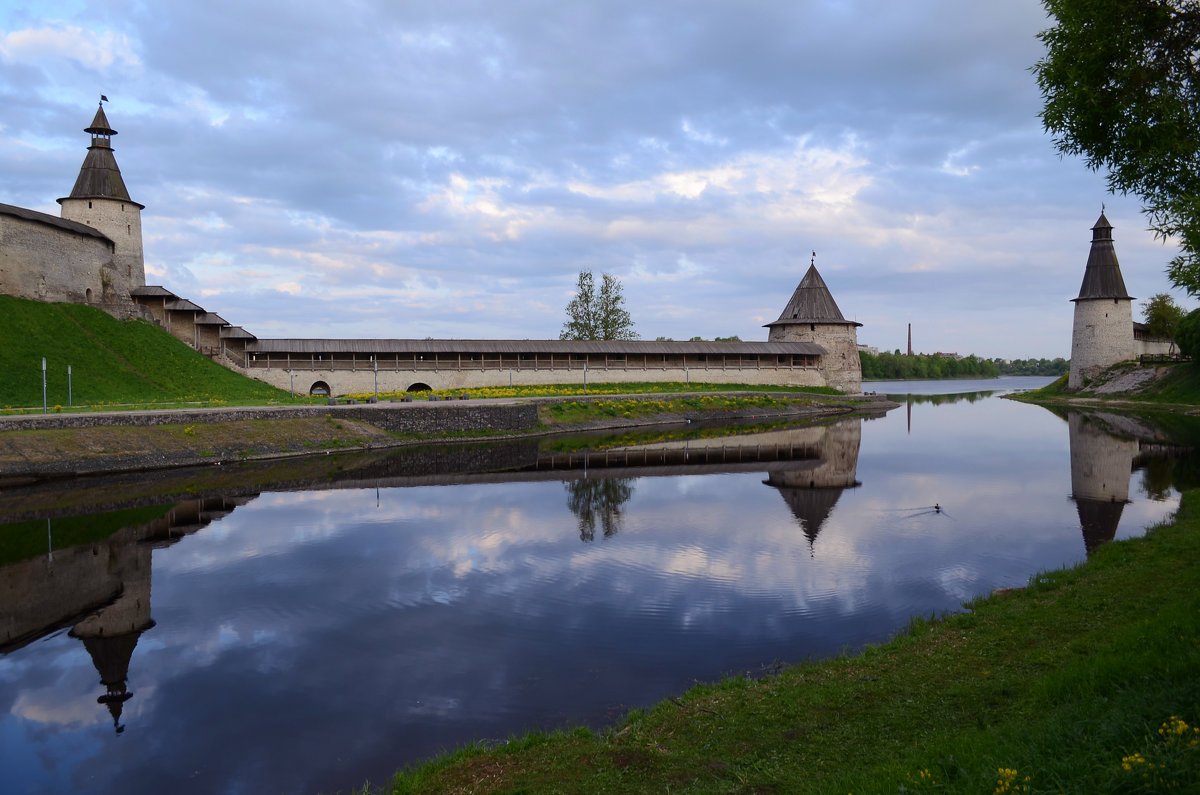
left=565, top=479, right=635, bottom=541
left=1, top=498, right=250, bottom=736
left=1067, top=409, right=1196, bottom=554
left=2, top=399, right=1198, bottom=794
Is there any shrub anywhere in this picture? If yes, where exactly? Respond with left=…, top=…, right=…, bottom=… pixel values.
left=1174, top=309, right=1200, bottom=359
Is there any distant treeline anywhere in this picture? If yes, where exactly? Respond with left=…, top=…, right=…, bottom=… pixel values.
left=859, top=351, right=999, bottom=380
left=859, top=351, right=1070, bottom=380
left=993, top=357, right=1070, bottom=376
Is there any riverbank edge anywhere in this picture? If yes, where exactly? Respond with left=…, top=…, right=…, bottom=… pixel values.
left=0, top=392, right=899, bottom=481
left=1008, top=392, right=1200, bottom=416
left=367, top=495, right=1200, bottom=794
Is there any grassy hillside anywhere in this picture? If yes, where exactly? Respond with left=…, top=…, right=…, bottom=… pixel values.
left=0, top=295, right=298, bottom=409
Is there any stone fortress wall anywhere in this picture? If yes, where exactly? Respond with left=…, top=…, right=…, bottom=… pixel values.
left=0, top=206, right=115, bottom=306
left=1, top=104, right=869, bottom=397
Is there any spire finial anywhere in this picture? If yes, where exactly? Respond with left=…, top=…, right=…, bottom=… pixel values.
left=811, top=250, right=816, bottom=268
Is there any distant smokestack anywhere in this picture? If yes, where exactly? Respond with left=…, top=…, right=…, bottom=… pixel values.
left=907, top=323, right=912, bottom=357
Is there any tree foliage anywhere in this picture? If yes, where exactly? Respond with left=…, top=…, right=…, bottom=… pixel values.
left=560, top=271, right=638, bottom=340
left=1141, top=292, right=1186, bottom=340
left=858, top=351, right=1000, bottom=380
left=1174, top=308, right=1200, bottom=357
left=1034, top=1, right=1200, bottom=292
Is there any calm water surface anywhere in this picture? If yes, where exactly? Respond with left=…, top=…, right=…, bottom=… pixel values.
left=2, top=376, right=1195, bottom=793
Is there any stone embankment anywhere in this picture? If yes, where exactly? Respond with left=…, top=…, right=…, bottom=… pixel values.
left=0, top=393, right=897, bottom=481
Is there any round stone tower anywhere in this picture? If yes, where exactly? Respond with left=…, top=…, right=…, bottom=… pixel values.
left=765, top=261, right=863, bottom=393
left=1068, top=212, right=1134, bottom=390
left=57, top=102, right=146, bottom=305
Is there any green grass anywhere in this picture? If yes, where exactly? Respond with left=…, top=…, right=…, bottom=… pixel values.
left=0, top=295, right=303, bottom=410
left=361, top=492, right=1200, bottom=794
left=1020, top=364, right=1200, bottom=405
left=1129, top=363, right=1200, bottom=403
left=0, top=505, right=174, bottom=567
left=539, top=393, right=819, bottom=425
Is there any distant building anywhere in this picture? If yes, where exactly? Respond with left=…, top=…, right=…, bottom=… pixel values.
left=1068, top=212, right=1136, bottom=390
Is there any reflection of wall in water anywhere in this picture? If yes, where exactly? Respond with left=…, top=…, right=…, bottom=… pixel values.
left=761, top=420, right=862, bottom=550
left=1068, top=412, right=1136, bottom=554
left=0, top=496, right=253, bottom=732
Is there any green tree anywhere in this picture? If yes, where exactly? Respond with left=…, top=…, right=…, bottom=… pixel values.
left=1034, top=1, right=1200, bottom=292
left=1174, top=308, right=1200, bottom=358
left=1141, top=292, right=1186, bottom=344
left=560, top=271, right=638, bottom=340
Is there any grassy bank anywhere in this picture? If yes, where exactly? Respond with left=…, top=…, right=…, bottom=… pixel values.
left=0, top=295, right=300, bottom=410
left=365, top=494, right=1200, bottom=794
left=1017, top=364, right=1200, bottom=408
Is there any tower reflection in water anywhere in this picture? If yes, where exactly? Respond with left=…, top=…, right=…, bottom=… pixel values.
left=0, top=497, right=252, bottom=732
left=3, top=407, right=1192, bottom=740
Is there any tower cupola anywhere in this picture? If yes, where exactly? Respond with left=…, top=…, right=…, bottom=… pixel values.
left=1072, top=212, right=1131, bottom=302
left=60, top=102, right=142, bottom=207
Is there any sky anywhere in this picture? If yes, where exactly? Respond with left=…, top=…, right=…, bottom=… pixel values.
left=0, top=0, right=1190, bottom=359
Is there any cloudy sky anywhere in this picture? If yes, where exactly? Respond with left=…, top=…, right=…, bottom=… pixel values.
left=0, top=0, right=1189, bottom=358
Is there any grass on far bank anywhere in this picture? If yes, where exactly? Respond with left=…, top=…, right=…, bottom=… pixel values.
left=362, top=494, right=1200, bottom=794
left=0, top=294, right=305, bottom=412
left=343, top=381, right=845, bottom=403
left=1019, top=362, right=1200, bottom=406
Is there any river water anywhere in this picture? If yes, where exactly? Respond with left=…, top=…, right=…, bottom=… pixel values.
left=2, top=376, right=1196, bottom=794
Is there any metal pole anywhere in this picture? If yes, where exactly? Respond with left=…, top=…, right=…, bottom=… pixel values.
left=583, top=362, right=587, bottom=394
left=41, top=357, right=47, bottom=414
left=68, top=365, right=72, bottom=407
left=288, top=369, right=295, bottom=397
left=374, top=359, right=378, bottom=400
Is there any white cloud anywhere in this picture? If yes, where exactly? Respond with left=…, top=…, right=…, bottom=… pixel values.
left=0, top=23, right=140, bottom=69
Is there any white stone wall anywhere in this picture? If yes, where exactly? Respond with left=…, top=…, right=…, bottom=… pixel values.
left=0, top=213, right=113, bottom=304
left=1135, top=337, right=1175, bottom=357
left=1069, top=298, right=1135, bottom=389
left=767, top=323, right=862, bottom=393
left=58, top=197, right=145, bottom=298
left=239, top=361, right=832, bottom=397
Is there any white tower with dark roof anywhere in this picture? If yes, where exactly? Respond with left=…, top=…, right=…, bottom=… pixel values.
left=57, top=102, right=146, bottom=304
left=1068, top=212, right=1135, bottom=390
left=765, top=262, right=863, bottom=393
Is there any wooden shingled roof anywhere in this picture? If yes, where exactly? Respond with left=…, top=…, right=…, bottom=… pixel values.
left=1073, top=212, right=1133, bottom=302
left=58, top=104, right=144, bottom=209
left=0, top=202, right=111, bottom=242
left=765, top=264, right=861, bottom=328
left=247, top=338, right=827, bottom=356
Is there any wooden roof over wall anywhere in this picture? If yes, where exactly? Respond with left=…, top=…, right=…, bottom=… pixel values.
left=0, top=202, right=112, bottom=242
left=247, top=338, right=826, bottom=356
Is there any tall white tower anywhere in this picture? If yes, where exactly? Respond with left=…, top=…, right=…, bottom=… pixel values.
left=1068, top=212, right=1134, bottom=390
left=57, top=102, right=146, bottom=305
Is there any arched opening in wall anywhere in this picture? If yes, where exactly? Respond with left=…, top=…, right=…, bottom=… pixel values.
left=309, top=381, right=331, bottom=397
left=85, top=288, right=93, bottom=303
left=407, top=382, right=433, bottom=392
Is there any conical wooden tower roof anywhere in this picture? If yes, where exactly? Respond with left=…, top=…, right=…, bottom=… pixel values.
left=1072, top=212, right=1132, bottom=302
left=58, top=102, right=143, bottom=208
left=766, top=264, right=861, bottom=329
